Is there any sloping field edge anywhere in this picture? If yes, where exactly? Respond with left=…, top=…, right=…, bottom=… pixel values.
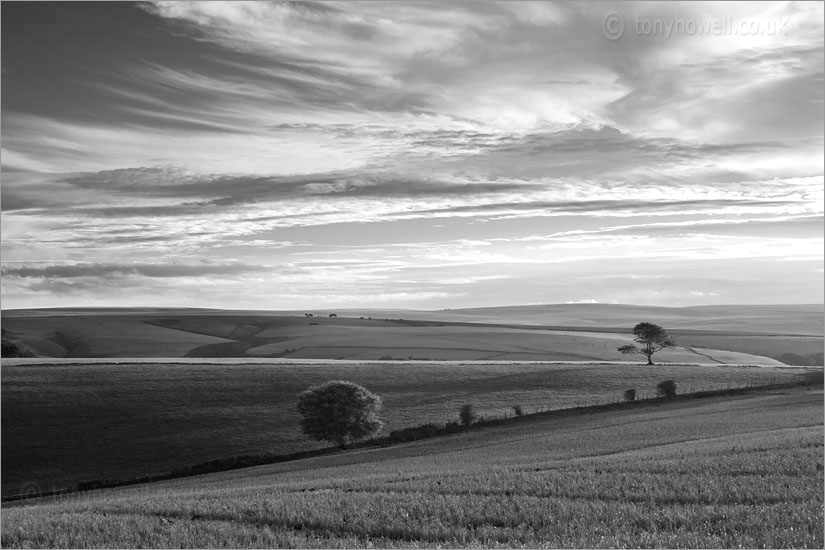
left=0, top=358, right=802, bottom=367
left=5, top=373, right=822, bottom=504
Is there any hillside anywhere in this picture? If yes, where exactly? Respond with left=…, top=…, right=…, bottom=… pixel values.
left=1, top=360, right=815, bottom=499
left=2, top=303, right=823, bottom=365
left=439, top=303, right=825, bottom=335
left=3, top=387, right=822, bottom=548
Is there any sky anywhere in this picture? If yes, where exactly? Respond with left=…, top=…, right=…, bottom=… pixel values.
left=1, top=1, right=823, bottom=310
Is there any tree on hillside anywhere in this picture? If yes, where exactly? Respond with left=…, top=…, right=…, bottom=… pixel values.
left=296, top=380, right=383, bottom=448
left=1, top=339, right=35, bottom=358
left=617, top=322, right=676, bottom=365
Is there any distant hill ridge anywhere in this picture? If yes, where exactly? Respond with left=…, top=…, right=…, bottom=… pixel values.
left=2, top=303, right=822, bottom=364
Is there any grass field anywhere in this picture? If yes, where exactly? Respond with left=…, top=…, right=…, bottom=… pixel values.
left=1, top=360, right=815, bottom=498
left=3, top=304, right=822, bottom=365
left=2, top=387, right=821, bottom=548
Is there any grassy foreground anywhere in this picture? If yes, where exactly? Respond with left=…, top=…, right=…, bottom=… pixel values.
left=2, top=388, right=822, bottom=548
left=2, top=361, right=813, bottom=497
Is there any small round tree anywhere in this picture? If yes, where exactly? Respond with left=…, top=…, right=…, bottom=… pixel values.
left=296, top=380, right=383, bottom=449
left=618, top=322, right=676, bottom=365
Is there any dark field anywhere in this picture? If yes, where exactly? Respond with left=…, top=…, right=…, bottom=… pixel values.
left=3, top=387, right=822, bottom=548
left=1, top=360, right=814, bottom=498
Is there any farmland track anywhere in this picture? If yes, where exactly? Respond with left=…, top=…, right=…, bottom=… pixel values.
left=685, top=346, right=725, bottom=364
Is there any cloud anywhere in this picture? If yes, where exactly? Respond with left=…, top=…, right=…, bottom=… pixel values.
left=1, top=262, right=274, bottom=279
left=0, top=261, right=296, bottom=303
left=5, top=2, right=823, bottom=173
left=607, top=44, right=824, bottom=142
left=61, top=167, right=536, bottom=200
left=0, top=147, right=58, bottom=173
left=268, top=291, right=461, bottom=306
left=415, top=198, right=807, bottom=219
left=544, top=215, right=824, bottom=240
left=1, top=1, right=822, bottom=309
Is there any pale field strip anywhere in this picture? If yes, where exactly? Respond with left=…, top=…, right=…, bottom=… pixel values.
left=3, top=358, right=816, bottom=368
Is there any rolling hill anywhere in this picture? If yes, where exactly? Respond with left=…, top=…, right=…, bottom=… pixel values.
left=2, top=303, right=822, bottom=365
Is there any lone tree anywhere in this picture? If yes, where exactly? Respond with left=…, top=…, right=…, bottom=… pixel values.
left=618, top=322, right=676, bottom=365
left=296, top=380, right=383, bottom=448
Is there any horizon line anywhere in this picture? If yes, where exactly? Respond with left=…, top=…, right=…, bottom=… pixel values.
left=2, top=302, right=823, bottom=314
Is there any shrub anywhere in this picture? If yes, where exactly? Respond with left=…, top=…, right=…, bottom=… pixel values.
left=444, top=421, right=462, bottom=434
left=389, top=423, right=441, bottom=443
left=513, top=405, right=523, bottom=416
left=800, top=370, right=824, bottom=385
left=459, top=404, right=476, bottom=427
left=624, top=388, right=637, bottom=401
left=417, top=423, right=441, bottom=437
left=1, top=339, right=35, bottom=358
left=656, top=379, right=677, bottom=397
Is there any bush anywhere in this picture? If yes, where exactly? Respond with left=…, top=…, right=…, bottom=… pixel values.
left=389, top=423, right=441, bottom=443
left=416, top=423, right=441, bottom=437
left=459, top=404, right=476, bottom=427
left=656, top=379, right=677, bottom=397
left=1, top=339, right=35, bottom=358
left=800, top=370, right=824, bottom=385
left=444, top=421, right=462, bottom=434
left=513, top=405, right=523, bottom=416
left=624, top=388, right=637, bottom=401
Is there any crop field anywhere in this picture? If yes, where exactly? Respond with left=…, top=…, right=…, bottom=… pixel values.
left=3, top=305, right=823, bottom=365
left=1, top=360, right=815, bottom=498
left=2, top=387, right=822, bottom=548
